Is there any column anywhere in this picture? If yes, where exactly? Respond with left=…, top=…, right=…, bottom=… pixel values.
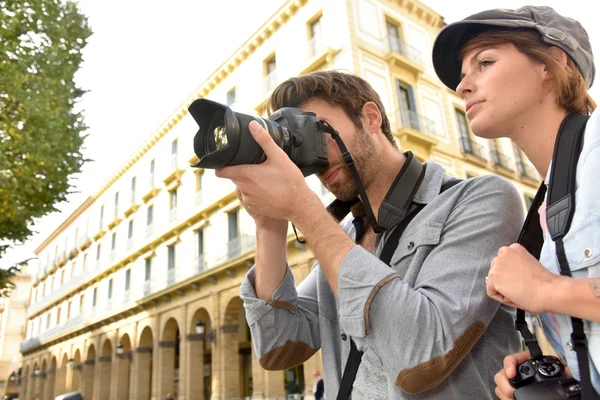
left=43, top=370, right=55, bottom=400
left=34, top=372, right=44, bottom=400
left=186, top=334, right=205, bottom=400
left=131, top=347, right=152, bottom=400
left=157, top=341, right=175, bottom=399
left=94, top=356, right=112, bottom=399
left=220, top=325, right=240, bottom=400
left=114, top=352, right=132, bottom=400
left=80, top=361, right=95, bottom=400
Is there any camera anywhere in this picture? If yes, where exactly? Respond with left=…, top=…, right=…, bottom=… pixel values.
left=188, top=98, right=330, bottom=176
left=510, top=355, right=581, bottom=399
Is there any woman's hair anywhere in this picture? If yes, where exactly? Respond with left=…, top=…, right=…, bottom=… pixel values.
left=460, top=29, right=596, bottom=115
left=268, top=71, right=397, bottom=147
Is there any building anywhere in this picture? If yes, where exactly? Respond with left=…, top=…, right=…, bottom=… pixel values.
left=19, top=0, right=541, bottom=399
left=0, top=270, right=32, bottom=397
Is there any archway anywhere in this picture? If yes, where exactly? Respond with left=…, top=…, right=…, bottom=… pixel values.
left=159, top=318, right=181, bottom=399
left=54, top=353, right=68, bottom=396
left=188, top=307, right=213, bottom=400
left=71, top=349, right=82, bottom=392
left=115, top=333, right=132, bottom=400
left=222, top=297, right=251, bottom=399
left=133, top=326, right=154, bottom=400
left=96, top=339, right=112, bottom=399
left=81, top=344, right=95, bottom=400
left=44, top=357, right=56, bottom=400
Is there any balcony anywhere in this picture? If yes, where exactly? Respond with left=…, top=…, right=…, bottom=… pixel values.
left=460, top=137, right=487, bottom=166
left=167, top=267, right=176, bottom=286
left=145, top=224, right=154, bottom=239
left=142, top=176, right=160, bottom=203
left=393, top=108, right=440, bottom=160
left=490, top=149, right=514, bottom=172
left=263, top=71, right=277, bottom=93
left=126, top=237, right=135, bottom=251
left=308, top=36, right=323, bottom=59
left=517, top=161, right=540, bottom=182
left=143, top=280, right=154, bottom=297
left=195, top=191, right=205, bottom=208
left=213, top=235, right=257, bottom=265
left=121, top=289, right=130, bottom=305
left=77, top=234, right=92, bottom=251
left=169, top=208, right=178, bottom=224
left=195, top=255, right=206, bottom=275
left=385, top=37, right=425, bottom=76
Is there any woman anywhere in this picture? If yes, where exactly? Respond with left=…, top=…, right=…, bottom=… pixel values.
left=432, top=6, right=599, bottom=399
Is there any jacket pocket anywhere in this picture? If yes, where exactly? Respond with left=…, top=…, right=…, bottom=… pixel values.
left=389, top=222, right=444, bottom=270
left=562, top=215, right=600, bottom=272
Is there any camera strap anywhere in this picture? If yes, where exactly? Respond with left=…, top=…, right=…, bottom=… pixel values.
left=336, top=158, right=462, bottom=400
left=517, top=113, right=597, bottom=399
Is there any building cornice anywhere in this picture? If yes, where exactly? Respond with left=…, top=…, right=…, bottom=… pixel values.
left=35, top=0, right=309, bottom=255
left=386, top=0, right=446, bottom=29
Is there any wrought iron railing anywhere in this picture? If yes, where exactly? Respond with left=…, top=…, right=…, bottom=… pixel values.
left=387, top=36, right=424, bottom=64
left=490, top=149, right=514, bottom=170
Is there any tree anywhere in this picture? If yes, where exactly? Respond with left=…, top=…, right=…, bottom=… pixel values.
left=0, top=0, right=92, bottom=288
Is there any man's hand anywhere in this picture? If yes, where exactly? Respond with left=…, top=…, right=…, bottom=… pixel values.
left=216, top=120, right=318, bottom=224
left=486, top=243, right=563, bottom=314
left=494, top=351, right=532, bottom=400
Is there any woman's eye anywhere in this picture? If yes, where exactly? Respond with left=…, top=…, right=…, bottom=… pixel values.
left=479, top=59, right=494, bottom=69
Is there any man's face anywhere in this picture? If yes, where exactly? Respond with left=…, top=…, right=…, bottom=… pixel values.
left=300, top=98, right=378, bottom=201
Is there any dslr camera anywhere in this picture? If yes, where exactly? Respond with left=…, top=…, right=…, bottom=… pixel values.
left=188, top=98, right=330, bottom=176
left=510, top=355, right=581, bottom=399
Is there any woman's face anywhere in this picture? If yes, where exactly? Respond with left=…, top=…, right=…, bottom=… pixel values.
left=457, top=42, right=549, bottom=139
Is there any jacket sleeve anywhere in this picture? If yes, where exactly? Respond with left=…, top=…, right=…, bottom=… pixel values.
left=336, top=175, right=524, bottom=393
left=240, top=263, right=321, bottom=370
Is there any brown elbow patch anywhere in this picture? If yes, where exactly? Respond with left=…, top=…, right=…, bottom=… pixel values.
left=395, top=321, right=486, bottom=394
left=365, top=273, right=400, bottom=334
left=267, top=299, right=297, bottom=313
left=259, top=341, right=317, bottom=370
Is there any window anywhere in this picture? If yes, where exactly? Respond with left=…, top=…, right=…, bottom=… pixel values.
left=524, top=194, right=535, bottom=209
left=99, top=205, right=104, bottom=230
left=108, top=279, right=113, bottom=299
left=226, top=87, right=236, bottom=106
left=125, top=269, right=131, bottom=291
left=79, top=294, right=85, bottom=313
left=131, top=176, right=137, bottom=203
left=82, top=253, right=87, bottom=271
left=144, top=258, right=152, bottom=281
left=264, top=56, right=277, bottom=92
left=387, top=20, right=402, bottom=53
left=56, top=307, right=61, bottom=325
left=170, top=190, right=178, bottom=210
left=96, top=244, right=102, bottom=260
left=92, top=287, right=97, bottom=307
left=67, top=301, right=72, bottom=319
left=150, top=159, right=155, bottom=186
left=46, top=313, right=51, bottom=329
left=147, top=205, right=154, bottom=225
left=397, top=81, right=419, bottom=131
left=168, top=245, right=176, bottom=270
left=128, top=220, right=134, bottom=238
left=455, top=109, right=479, bottom=157
left=60, top=268, right=65, bottom=285
left=196, top=229, right=204, bottom=257
left=308, top=16, right=322, bottom=57
left=111, top=232, right=117, bottom=250
left=228, top=209, right=240, bottom=240
left=196, top=171, right=204, bottom=192
left=171, top=139, right=178, bottom=168
left=114, top=191, right=119, bottom=218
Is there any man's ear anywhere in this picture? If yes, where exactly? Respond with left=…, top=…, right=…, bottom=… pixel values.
left=361, top=102, right=382, bottom=134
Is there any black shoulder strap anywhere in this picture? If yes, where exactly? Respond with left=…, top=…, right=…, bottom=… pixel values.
left=515, top=113, right=597, bottom=399
left=546, top=114, right=597, bottom=400
left=336, top=177, right=462, bottom=400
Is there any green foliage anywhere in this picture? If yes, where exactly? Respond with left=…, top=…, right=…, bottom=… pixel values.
left=0, top=0, right=92, bottom=262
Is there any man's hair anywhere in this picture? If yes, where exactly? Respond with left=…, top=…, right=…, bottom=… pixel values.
left=268, top=71, right=397, bottom=147
left=461, top=30, right=597, bottom=115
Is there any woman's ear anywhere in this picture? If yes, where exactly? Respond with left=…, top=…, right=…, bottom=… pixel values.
left=361, top=102, right=382, bottom=134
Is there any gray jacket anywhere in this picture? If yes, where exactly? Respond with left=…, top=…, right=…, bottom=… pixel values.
left=241, top=161, right=523, bottom=399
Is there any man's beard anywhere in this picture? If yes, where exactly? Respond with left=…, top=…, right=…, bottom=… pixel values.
left=322, top=130, right=378, bottom=201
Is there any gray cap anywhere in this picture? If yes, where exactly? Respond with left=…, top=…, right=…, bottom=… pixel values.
left=432, top=6, right=595, bottom=90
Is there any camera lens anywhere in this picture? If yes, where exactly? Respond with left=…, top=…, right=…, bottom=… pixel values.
left=537, top=361, right=561, bottom=377
left=214, top=126, right=228, bottom=150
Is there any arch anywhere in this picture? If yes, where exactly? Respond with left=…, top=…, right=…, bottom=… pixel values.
left=119, top=333, right=132, bottom=352
left=188, top=306, right=214, bottom=400
left=161, top=317, right=180, bottom=342
left=115, top=333, right=133, bottom=400
left=101, top=338, right=113, bottom=357
left=85, top=343, right=96, bottom=361
left=97, top=338, right=113, bottom=399
left=222, top=296, right=252, bottom=399
left=188, top=307, right=212, bottom=334
left=72, top=349, right=82, bottom=392
left=139, top=325, right=154, bottom=348
left=160, top=311, right=183, bottom=341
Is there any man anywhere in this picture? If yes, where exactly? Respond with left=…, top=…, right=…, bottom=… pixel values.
left=216, top=71, right=523, bottom=399
left=313, top=370, right=325, bottom=400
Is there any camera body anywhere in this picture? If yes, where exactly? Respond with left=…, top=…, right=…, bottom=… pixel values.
left=188, top=98, right=329, bottom=176
left=510, top=356, right=581, bottom=399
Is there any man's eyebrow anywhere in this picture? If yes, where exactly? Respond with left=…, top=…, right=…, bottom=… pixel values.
left=459, top=46, right=497, bottom=81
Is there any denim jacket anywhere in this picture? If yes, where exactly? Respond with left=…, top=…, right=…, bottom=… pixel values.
left=241, top=161, right=523, bottom=399
left=538, top=109, right=600, bottom=395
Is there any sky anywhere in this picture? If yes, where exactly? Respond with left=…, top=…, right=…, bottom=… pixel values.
left=2, top=0, right=599, bottom=271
